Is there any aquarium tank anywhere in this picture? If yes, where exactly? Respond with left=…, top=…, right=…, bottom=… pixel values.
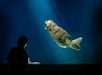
left=0, top=0, right=102, bottom=66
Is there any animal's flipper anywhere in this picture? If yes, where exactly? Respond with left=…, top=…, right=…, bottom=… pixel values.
left=69, top=37, right=82, bottom=51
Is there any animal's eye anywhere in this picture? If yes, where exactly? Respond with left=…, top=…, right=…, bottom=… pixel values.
left=47, top=26, right=49, bottom=28
left=47, top=26, right=51, bottom=31
left=49, top=29, right=51, bottom=31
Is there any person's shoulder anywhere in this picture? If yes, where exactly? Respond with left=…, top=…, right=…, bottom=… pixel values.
left=10, top=47, right=17, bottom=51
left=11, top=47, right=17, bottom=49
left=8, top=47, right=17, bottom=54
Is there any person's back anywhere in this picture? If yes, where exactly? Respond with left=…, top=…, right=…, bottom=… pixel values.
left=7, top=36, right=28, bottom=71
left=8, top=47, right=28, bottom=64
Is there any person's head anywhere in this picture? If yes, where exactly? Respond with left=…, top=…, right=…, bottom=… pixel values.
left=17, top=36, right=28, bottom=48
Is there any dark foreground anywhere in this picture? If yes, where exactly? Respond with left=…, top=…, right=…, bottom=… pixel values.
left=0, top=64, right=100, bottom=71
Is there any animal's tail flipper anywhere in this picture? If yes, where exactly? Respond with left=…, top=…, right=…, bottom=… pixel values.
left=69, top=37, right=82, bottom=51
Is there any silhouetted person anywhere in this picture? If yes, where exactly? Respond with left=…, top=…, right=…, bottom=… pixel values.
left=7, top=36, right=28, bottom=71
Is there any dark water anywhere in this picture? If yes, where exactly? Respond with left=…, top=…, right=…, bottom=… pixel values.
left=0, top=0, right=102, bottom=64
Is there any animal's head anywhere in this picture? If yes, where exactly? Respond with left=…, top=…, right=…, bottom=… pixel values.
left=44, top=20, right=55, bottom=31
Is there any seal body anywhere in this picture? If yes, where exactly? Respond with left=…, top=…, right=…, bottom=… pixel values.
left=45, top=20, right=82, bottom=50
